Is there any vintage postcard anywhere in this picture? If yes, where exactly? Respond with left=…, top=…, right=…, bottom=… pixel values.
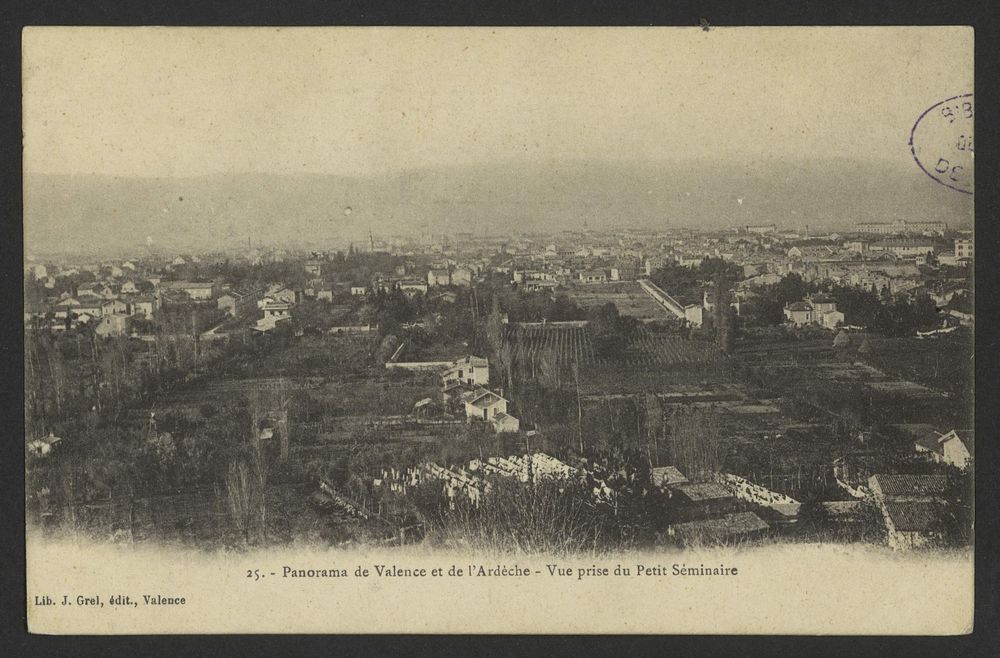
left=23, top=26, right=974, bottom=634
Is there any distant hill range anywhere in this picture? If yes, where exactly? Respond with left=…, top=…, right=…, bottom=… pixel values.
left=24, top=158, right=973, bottom=257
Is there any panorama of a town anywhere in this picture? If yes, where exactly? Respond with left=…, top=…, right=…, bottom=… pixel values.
left=22, top=28, right=975, bottom=560
left=24, top=218, right=974, bottom=553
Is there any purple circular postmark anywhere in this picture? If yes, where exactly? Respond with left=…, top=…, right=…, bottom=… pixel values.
left=909, top=93, right=974, bottom=195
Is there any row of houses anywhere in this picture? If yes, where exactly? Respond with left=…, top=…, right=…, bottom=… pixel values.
left=25, top=290, right=160, bottom=336
left=653, top=467, right=773, bottom=546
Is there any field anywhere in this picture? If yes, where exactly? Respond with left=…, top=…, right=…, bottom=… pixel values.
left=567, top=281, right=673, bottom=320
left=502, top=322, right=725, bottom=398
left=504, top=323, right=595, bottom=366
left=504, top=323, right=719, bottom=368
left=618, top=330, right=721, bottom=367
left=219, top=334, right=376, bottom=378
left=856, top=331, right=974, bottom=399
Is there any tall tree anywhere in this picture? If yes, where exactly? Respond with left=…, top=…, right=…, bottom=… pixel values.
left=668, top=407, right=725, bottom=480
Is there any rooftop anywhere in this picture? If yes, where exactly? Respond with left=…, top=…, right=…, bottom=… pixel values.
left=163, top=280, right=215, bottom=288
left=671, top=512, right=769, bottom=542
left=453, top=355, right=489, bottom=368
left=882, top=501, right=948, bottom=533
left=673, top=482, right=733, bottom=502
left=871, top=474, right=948, bottom=498
left=819, top=501, right=864, bottom=517
left=466, top=389, right=506, bottom=408
left=651, top=466, right=689, bottom=488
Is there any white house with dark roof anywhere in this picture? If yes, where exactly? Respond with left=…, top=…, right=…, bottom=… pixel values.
left=127, top=296, right=158, bottom=318
left=784, top=297, right=844, bottom=328
left=444, top=356, right=489, bottom=387
left=914, top=429, right=973, bottom=469
left=783, top=301, right=814, bottom=326
left=462, top=388, right=508, bottom=422
left=458, top=385, right=520, bottom=433
left=427, top=269, right=451, bottom=286
left=95, top=313, right=130, bottom=337
left=261, top=301, right=293, bottom=320
left=399, top=279, right=429, bottom=295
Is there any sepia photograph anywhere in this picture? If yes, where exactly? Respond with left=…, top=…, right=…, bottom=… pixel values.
left=22, top=26, right=975, bottom=634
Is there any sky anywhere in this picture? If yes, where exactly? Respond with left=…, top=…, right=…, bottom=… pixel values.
left=22, top=26, right=973, bottom=179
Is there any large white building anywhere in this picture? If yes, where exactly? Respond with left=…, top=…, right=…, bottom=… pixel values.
left=954, top=238, right=974, bottom=260
left=443, top=356, right=490, bottom=387
left=856, top=220, right=946, bottom=236
left=914, top=429, right=973, bottom=469
left=868, top=240, right=935, bottom=257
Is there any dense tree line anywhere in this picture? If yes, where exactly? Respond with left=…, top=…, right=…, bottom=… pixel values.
left=649, top=257, right=742, bottom=305
left=742, top=273, right=941, bottom=336
left=587, top=302, right=638, bottom=360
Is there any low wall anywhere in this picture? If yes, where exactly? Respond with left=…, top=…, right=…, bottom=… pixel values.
left=384, top=361, right=452, bottom=371
left=638, top=279, right=687, bottom=319
left=718, top=473, right=801, bottom=517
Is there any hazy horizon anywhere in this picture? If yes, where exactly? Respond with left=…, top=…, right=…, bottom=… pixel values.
left=22, top=27, right=974, bottom=257
left=24, top=156, right=973, bottom=258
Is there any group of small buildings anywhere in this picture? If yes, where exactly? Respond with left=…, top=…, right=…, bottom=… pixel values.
left=653, top=467, right=776, bottom=546
left=25, top=279, right=161, bottom=337
left=388, top=353, right=521, bottom=433
left=307, top=261, right=478, bottom=299
left=427, top=265, right=475, bottom=288
left=24, top=251, right=316, bottom=337
left=827, top=423, right=973, bottom=550
left=437, top=356, right=522, bottom=434
left=782, top=295, right=845, bottom=329
left=463, top=223, right=973, bottom=333
left=505, top=255, right=644, bottom=290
